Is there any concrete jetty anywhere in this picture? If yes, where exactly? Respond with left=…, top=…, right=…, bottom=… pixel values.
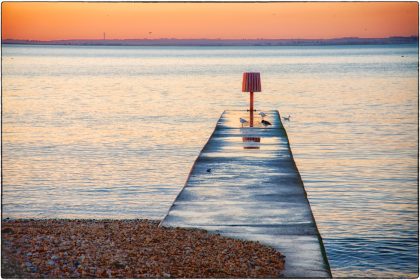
left=160, top=110, right=331, bottom=278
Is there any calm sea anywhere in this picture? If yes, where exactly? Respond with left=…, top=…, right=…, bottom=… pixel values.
left=2, top=44, right=418, bottom=277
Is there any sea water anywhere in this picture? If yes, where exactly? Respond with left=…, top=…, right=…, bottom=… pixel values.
left=2, top=44, right=418, bottom=277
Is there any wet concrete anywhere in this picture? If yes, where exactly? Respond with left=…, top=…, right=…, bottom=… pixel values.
left=160, top=110, right=331, bottom=278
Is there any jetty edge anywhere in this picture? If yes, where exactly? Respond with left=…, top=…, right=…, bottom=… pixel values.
left=160, top=110, right=332, bottom=278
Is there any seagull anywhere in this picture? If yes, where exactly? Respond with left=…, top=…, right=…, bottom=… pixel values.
left=240, top=118, right=248, bottom=127
left=282, top=115, right=291, bottom=121
left=259, top=112, right=267, bottom=119
left=261, top=119, right=272, bottom=126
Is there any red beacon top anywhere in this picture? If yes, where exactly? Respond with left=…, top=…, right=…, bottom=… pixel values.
left=242, top=72, right=261, bottom=93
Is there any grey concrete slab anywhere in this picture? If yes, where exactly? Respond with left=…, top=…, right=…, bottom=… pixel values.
left=160, top=110, right=331, bottom=278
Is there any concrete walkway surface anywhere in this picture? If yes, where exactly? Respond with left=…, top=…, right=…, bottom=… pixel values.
left=161, top=110, right=331, bottom=278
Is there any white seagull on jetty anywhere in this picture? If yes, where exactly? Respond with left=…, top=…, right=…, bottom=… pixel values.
left=239, top=118, right=248, bottom=127
left=282, top=115, right=291, bottom=121
left=259, top=112, right=267, bottom=119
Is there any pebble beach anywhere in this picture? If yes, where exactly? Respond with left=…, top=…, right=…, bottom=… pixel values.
left=1, top=219, right=285, bottom=278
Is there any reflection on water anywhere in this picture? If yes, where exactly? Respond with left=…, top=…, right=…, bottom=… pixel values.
left=2, top=44, right=418, bottom=277
left=241, top=127, right=262, bottom=150
left=242, top=136, right=261, bottom=150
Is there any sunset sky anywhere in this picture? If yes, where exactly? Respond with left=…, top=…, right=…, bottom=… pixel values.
left=2, top=2, right=418, bottom=40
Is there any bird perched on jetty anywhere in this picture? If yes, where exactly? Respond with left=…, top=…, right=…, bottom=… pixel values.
left=261, top=119, right=272, bottom=127
left=282, top=115, right=291, bottom=121
left=240, top=118, right=248, bottom=127
left=259, top=112, right=267, bottom=119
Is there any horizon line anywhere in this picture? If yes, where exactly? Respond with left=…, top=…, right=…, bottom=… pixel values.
left=3, top=35, right=419, bottom=42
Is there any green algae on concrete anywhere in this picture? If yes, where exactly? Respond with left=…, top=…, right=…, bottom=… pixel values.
left=160, top=110, right=331, bottom=278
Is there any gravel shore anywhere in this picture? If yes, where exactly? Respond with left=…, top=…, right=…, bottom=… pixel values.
left=2, top=219, right=285, bottom=278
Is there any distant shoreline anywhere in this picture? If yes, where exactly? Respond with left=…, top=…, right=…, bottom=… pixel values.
left=2, top=36, right=418, bottom=47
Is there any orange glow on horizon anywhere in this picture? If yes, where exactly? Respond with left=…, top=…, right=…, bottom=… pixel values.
left=2, top=2, right=418, bottom=40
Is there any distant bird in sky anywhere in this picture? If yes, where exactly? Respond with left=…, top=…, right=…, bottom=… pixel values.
left=282, top=115, right=291, bottom=121
left=261, top=119, right=272, bottom=126
left=240, top=118, right=248, bottom=127
left=207, top=168, right=212, bottom=173
left=259, top=112, right=267, bottom=119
